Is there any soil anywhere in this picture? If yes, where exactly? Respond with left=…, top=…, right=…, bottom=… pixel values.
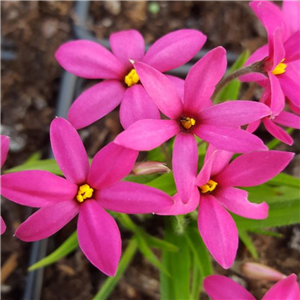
left=1, top=1, right=299, bottom=300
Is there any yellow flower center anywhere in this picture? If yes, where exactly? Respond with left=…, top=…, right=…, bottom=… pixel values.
left=76, top=184, right=94, bottom=203
left=271, top=59, right=287, bottom=75
left=180, top=117, right=196, bottom=130
left=199, top=179, right=218, bottom=194
left=124, top=69, right=140, bottom=87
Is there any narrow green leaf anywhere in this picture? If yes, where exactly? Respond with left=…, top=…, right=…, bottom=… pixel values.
left=247, top=228, right=283, bottom=238
left=185, top=226, right=213, bottom=279
left=5, top=158, right=63, bottom=175
left=268, top=172, right=300, bottom=188
left=239, top=229, right=258, bottom=259
left=146, top=172, right=176, bottom=195
left=28, top=231, right=78, bottom=271
left=190, top=258, right=202, bottom=300
left=26, top=152, right=42, bottom=162
left=93, top=238, right=138, bottom=300
left=134, top=232, right=170, bottom=276
left=160, top=218, right=191, bottom=300
left=234, top=198, right=300, bottom=229
left=215, top=50, right=250, bottom=102
left=143, top=233, right=179, bottom=252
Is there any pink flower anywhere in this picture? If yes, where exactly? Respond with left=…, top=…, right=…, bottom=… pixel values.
left=1, top=135, right=10, bottom=235
left=247, top=83, right=300, bottom=145
left=115, top=47, right=271, bottom=203
left=159, top=145, right=294, bottom=268
left=55, top=29, right=206, bottom=130
left=0, top=118, right=173, bottom=276
left=204, top=274, right=300, bottom=300
left=241, top=1, right=300, bottom=115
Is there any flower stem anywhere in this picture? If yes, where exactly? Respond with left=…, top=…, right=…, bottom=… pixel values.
left=212, top=60, right=265, bottom=101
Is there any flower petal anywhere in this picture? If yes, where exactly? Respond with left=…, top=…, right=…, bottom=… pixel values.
left=274, top=111, right=300, bottom=129
left=204, top=275, right=256, bottom=300
left=165, top=75, right=185, bottom=101
left=262, top=274, right=300, bottom=300
left=15, top=201, right=79, bottom=241
left=109, top=30, right=145, bottom=69
left=88, top=142, right=138, bottom=189
left=184, top=47, right=227, bottom=114
left=214, top=187, right=269, bottom=219
left=196, top=151, right=215, bottom=187
left=1, top=171, right=77, bottom=207
left=173, top=133, right=198, bottom=204
left=284, top=31, right=300, bottom=63
left=193, top=125, right=267, bottom=153
left=282, top=1, right=300, bottom=36
left=119, top=84, right=160, bottom=129
left=198, top=195, right=238, bottom=269
left=205, top=145, right=233, bottom=177
left=142, top=29, right=206, bottom=72
left=215, top=150, right=294, bottom=187
left=78, top=200, right=121, bottom=276
left=157, top=188, right=200, bottom=216
left=96, top=181, right=174, bottom=214
left=1, top=135, right=9, bottom=168
left=250, top=1, right=289, bottom=53
left=114, top=119, right=180, bottom=151
left=68, top=80, right=125, bottom=130
left=133, top=60, right=183, bottom=119
left=263, top=117, right=294, bottom=145
left=198, top=100, right=271, bottom=126
left=55, top=40, right=125, bottom=79
left=279, top=65, right=300, bottom=109
left=50, top=118, right=90, bottom=184
left=268, top=72, right=285, bottom=116
left=247, top=119, right=261, bottom=133
left=1, top=217, right=6, bottom=235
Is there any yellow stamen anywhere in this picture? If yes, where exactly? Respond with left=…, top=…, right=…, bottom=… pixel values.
left=271, top=59, right=287, bottom=75
left=180, top=117, right=196, bottom=130
left=200, top=179, right=218, bottom=194
left=76, top=184, right=94, bottom=203
left=124, top=69, right=140, bottom=87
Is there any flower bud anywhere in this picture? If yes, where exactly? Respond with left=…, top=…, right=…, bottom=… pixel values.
left=240, top=262, right=285, bottom=282
left=131, top=161, right=170, bottom=176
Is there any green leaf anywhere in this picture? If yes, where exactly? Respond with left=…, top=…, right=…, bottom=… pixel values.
left=143, top=233, right=179, bottom=252
left=268, top=172, right=300, bottom=188
left=239, top=229, right=258, bottom=259
left=234, top=198, right=300, bottom=229
left=160, top=218, right=191, bottom=300
left=146, top=172, right=176, bottom=195
left=93, top=238, right=138, bottom=300
left=185, top=226, right=213, bottom=279
left=28, top=231, right=78, bottom=271
left=5, top=158, right=63, bottom=176
left=215, top=50, right=250, bottom=102
left=247, top=228, right=283, bottom=238
left=134, top=232, right=170, bottom=276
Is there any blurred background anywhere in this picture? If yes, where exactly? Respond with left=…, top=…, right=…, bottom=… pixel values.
left=1, top=1, right=299, bottom=300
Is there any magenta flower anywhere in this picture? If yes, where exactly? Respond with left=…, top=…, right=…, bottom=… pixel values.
left=247, top=83, right=300, bottom=145
left=1, top=135, right=10, bottom=235
left=0, top=118, right=173, bottom=276
left=204, top=274, right=300, bottom=300
left=159, top=145, right=294, bottom=268
left=115, top=47, right=271, bottom=203
left=241, top=1, right=300, bottom=115
left=55, top=29, right=206, bottom=130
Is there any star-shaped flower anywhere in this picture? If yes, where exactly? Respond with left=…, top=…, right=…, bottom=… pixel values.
left=56, top=29, right=206, bottom=129
left=1, top=118, right=173, bottom=275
